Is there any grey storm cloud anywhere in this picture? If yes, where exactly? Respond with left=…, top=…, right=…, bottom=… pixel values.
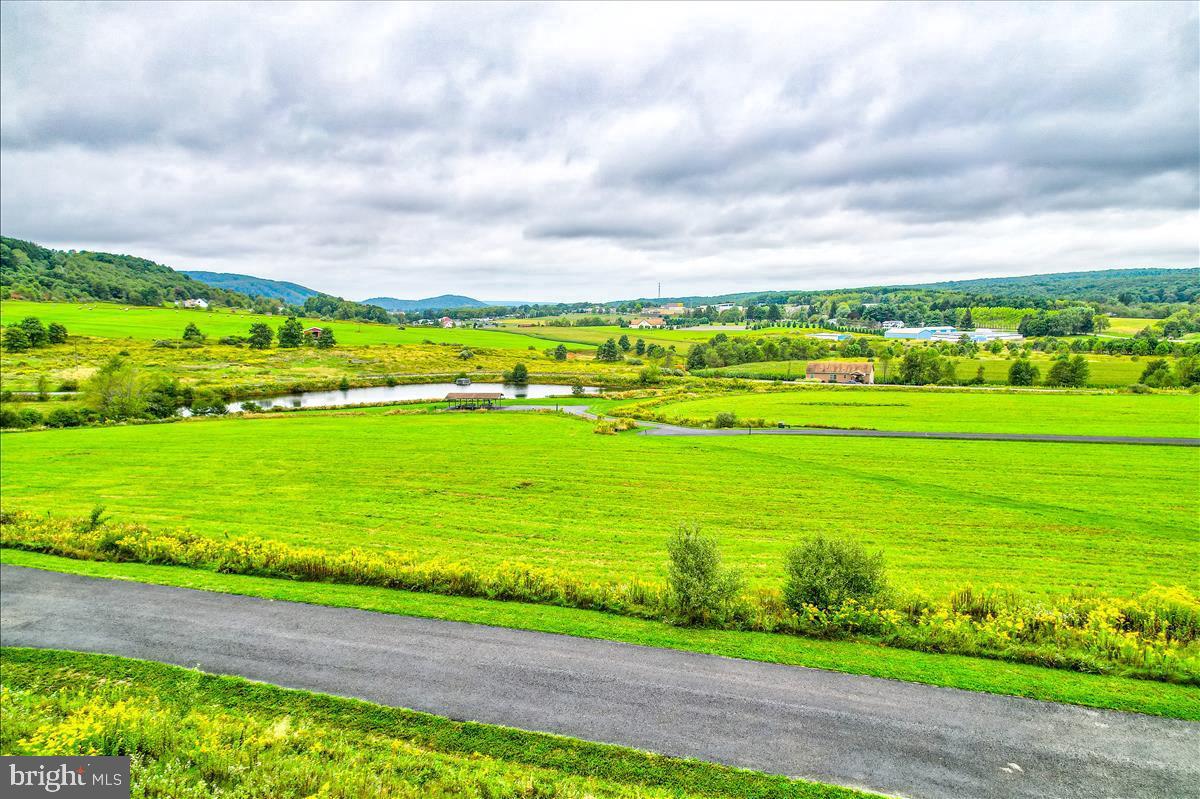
left=1, top=1, right=1196, bottom=302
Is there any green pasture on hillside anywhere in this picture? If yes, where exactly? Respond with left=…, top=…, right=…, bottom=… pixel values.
left=0, top=300, right=582, bottom=350
left=653, top=388, right=1200, bottom=438
left=2, top=411, right=1195, bottom=597
left=700, top=354, right=1173, bottom=387
left=498, top=323, right=843, bottom=351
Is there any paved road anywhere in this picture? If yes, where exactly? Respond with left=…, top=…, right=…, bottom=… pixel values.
left=2, top=566, right=1196, bottom=799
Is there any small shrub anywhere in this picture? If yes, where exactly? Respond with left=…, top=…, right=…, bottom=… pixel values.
left=713, top=411, right=738, bottom=428
left=666, top=524, right=742, bottom=625
left=784, top=535, right=887, bottom=612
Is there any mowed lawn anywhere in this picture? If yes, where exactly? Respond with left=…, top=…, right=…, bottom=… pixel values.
left=655, top=389, right=1200, bottom=438
left=0, top=300, right=578, bottom=350
left=3, top=412, right=1196, bottom=597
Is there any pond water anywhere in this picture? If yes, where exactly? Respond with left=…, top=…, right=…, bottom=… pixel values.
left=212, top=382, right=599, bottom=413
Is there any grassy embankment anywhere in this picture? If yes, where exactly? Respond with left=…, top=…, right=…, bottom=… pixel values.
left=0, top=647, right=870, bottom=798
left=3, top=412, right=1196, bottom=597
left=642, top=386, right=1200, bottom=437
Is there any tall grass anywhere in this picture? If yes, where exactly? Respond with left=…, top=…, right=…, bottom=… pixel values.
left=2, top=511, right=1197, bottom=683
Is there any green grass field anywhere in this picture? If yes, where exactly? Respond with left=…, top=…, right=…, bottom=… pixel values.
left=499, top=322, right=842, bottom=351
left=699, top=354, right=1174, bottom=387
left=2, top=411, right=1195, bottom=597
left=1, top=647, right=867, bottom=798
left=0, top=299, right=585, bottom=350
left=652, top=387, right=1200, bottom=437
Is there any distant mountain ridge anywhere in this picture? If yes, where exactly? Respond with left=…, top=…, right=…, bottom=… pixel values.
left=182, top=271, right=321, bottom=305
left=362, top=294, right=491, bottom=311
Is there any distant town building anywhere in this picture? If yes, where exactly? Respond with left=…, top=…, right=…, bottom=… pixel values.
left=715, top=303, right=740, bottom=313
left=807, top=332, right=851, bottom=341
left=880, top=320, right=905, bottom=328
left=180, top=298, right=209, bottom=309
left=806, top=361, right=875, bottom=384
left=884, top=326, right=1022, bottom=342
left=651, top=303, right=686, bottom=316
left=439, top=316, right=455, bottom=328
left=630, top=317, right=666, bottom=329
left=883, top=326, right=957, bottom=339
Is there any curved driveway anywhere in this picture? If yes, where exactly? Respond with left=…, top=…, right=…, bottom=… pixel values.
left=2, top=566, right=1196, bottom=799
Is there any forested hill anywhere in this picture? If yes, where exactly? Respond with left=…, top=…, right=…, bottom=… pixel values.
left=0, top=237, right=252, bottom=307
left=611, top=268, right=1198, bottom=310
left=183, top=270, right=320, bottom=305
left=902, top=269, right=1200, bottom=305
left=363, top=294, right=489, bottom=311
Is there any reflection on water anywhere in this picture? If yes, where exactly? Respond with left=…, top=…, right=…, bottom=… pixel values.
left=213, top=382, right=599, bottom=413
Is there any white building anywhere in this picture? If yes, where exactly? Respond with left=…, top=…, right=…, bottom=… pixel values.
left=180, top=298, right=209, bottom=309
left=880, top=320, right=905, bottom=328
left=885, top=326, right=1022, bottom=342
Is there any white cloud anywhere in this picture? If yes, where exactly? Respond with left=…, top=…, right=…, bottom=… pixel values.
left=1, top=1, right=1196, bottom=302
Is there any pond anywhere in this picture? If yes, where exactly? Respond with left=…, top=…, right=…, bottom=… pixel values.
left=210, top=382, right=600, bottom=413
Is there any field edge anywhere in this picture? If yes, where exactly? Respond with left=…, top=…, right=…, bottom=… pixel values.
left=4, top=550, right=1197, bottom=721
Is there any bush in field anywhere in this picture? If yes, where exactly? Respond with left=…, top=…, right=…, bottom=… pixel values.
left=47, top=322, right=68, bottom=344
left=45, top=408, right=83, bottom=428
left=1008, top=358, right=1039, bottom=386
left=3, top=325, right=31, bottom=352
left=83, top=356, right=146, bottom=420
left=19, top=317, right=48, bottom=347
left=505, top=362, right=529, bottom=384
left=1139, top=359, right=1176, bottom=388
left=666, top=524, right=742, bottom=625
left=277, top=316, right=305, bottom=348
left=316, top=327, right=336, bottom=348
left=1045, top=355, right=1089, bottom=388
left=638, top=365, right=661, bottom=385
left=713, top=411, right=738, bottom=428
left=247, top=323, right=273, bottom=349
left=784, top=535, right=887, bottom=612
left=182, top=322, right=205, bottom=342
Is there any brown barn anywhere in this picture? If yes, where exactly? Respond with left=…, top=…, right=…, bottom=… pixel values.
left=805, top=361, right=874, bottom=384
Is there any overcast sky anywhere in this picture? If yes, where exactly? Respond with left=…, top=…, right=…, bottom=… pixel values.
left=2, top=2, right=1196, bottom=303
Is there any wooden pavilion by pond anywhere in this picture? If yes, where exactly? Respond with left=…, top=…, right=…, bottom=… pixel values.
left=445, top=392, right=504, bottom=410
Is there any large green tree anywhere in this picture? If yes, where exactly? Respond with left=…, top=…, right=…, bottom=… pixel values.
left=277, top=316, right=304, bottom=348
left=247, top=323, right=273, bottom=349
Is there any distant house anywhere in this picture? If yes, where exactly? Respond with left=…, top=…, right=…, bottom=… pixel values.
left=652, top=303, right=686, bottom=316
left=180, top=298, right=209, bottom=309
left=806, top=361, right=874, bottom=384
left=630, top=317, right=666, bottom=329
left=880, top=320, right=905, bottom=328
left=303, top=326, right=324, bottom=339
left=439, top=316, right=455, bottom=328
